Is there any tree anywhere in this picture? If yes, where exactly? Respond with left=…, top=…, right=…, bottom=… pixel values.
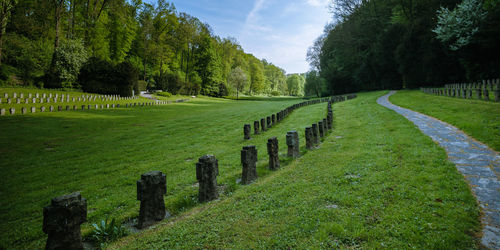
left=286, top=74, right=304, bottom=96
left=304, top=70, right=326, bottom=97
left=433, top=0, right=487, bottom=50
left=228, top=66, right=247, bottom=100
left=54, top=38, right=88, bottom=87
left=0, top=0, right=16, bottom=66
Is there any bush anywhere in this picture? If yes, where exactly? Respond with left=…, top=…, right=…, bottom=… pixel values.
left=78, top=57, right=138, bottom=96
left=270, top=90, right=280, bottom=96
left=136, top=80, right=148, bottom=91
left=156, top=91, right=172, bottom=97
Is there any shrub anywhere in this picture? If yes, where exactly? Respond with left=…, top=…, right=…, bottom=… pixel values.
left=136, top=80, right=148, bottom=91
left=78, top=57, right=138, bottom=96
left=270, top=90, right=280, bottom=96
left=156, top=91, right=172, bottom=97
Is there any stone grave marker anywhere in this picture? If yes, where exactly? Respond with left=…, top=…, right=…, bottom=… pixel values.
left=241, top=145, right=258, bottom=184
left=42, top=192, right=86, bottom=250
left=196, top=155, right=219, bottom=202
left=31, top=107, right=36, bottom=113
left=286, top=131, right=300, bottom=158
left=305, top=127, right=313, bottom=150
left=137, top=171, right=167, bottom=229
left=312, top=123, right=319, bottom=145
left=244, top=124, right=251, bottom=140
left=254, top=121, right=260, bottom=134
left=267, top=137, right=280, bottom=170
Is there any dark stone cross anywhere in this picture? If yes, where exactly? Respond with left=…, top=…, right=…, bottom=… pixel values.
left=305, top=127, right=313, bottom=150
left=267, top=137, right=280, bottom=170
left=318, top=121, right=324, bottom=138
left=312, top=123, right=319, bottom=145
left=286, top=131, right=300, bottom=158
left=43, top=192, right=87, bottom=250
left=137, top=171, right=167, bottom=228
left=241, top=146, right=258, bottom=184
left=260, top=118, right=267, bottom=131
left=243, top=124, right=251, bottom=140
left=254, top=121, right=260, bottom=134
left=196, top=155, right=219, bottom=202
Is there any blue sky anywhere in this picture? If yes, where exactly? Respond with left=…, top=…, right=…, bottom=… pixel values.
left=162, top=0, right=332, bottom=73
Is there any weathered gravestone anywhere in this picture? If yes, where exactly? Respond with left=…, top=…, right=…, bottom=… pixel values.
left=49, top=106, right=54, bottom=112
left=31, top=107, right=36, bottom=113
left=267, top=137, right=280, bottom=170
left=13, top=92, right=17, bottom=98
left=42, top=192, right=87, bottom=250
left=7, top=98, right=11, bottom=104
left=312, top=123, right=319, bottom=145
left=243, top=124, right=251, bottom=140
left=323, top=118, right=328, bottom=134
left=318, top=121, right=324, bottom=138
left=0, top=108, right=5, bottom=116
left=241, top=146, right=258, bottom=184
left=272, top=114, right=276, bottom=126
left=286, top=131, right=300, bottom=158
left=21, top=107, right=27, bottom=114
left=196, top=155, right=219, bottom=202
left=16, top=98, right=20, bottom=104
left=9, top=108, right=15, bottom=115
left=66, top=106, right=70, bottom=111
left=260, top=118, right=267, bottom=131
left=267, top=116, right=271, bottom=129
left=254, top=121, right=260, bottom=134
left=40, top=106, right=46, bottom=112
left=81, top=105, right=85, bottom=110
left=327, top=113, right=333, bottom=130
left=305, top=127, right=313, bottom=150
left=137, top=171, right=167, bottom=229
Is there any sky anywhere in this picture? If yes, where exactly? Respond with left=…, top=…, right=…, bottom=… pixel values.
left=164, top=0, right=332, bottom=74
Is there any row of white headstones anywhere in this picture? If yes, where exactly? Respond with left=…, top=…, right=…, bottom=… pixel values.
left=0, top=93, right=139, bottom=104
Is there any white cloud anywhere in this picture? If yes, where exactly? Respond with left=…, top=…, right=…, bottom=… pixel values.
left=239, top=0, right=330, bottom=73
left=305, top=0, right=329, bottom=7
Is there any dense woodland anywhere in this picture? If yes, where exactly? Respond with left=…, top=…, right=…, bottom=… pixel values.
left=305, top=0, right=500, bottom=96
left=0, top=0, right=303, bottom=97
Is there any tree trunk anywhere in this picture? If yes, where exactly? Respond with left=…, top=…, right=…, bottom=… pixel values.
left=49, top=0, right=64, bottom=73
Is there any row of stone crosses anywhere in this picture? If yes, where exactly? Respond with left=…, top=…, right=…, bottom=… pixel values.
left=41, top=94, right=357, bottom=249
left=420, top=79, right=500, bottom=102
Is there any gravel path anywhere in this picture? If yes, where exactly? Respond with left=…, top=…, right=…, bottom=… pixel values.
left=377, top=91, right=500, bottom=249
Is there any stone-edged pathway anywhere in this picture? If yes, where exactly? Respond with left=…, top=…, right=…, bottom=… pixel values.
left=377, top=91, right=500, bottom=249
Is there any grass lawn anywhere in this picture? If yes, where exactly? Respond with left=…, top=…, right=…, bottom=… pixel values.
left=0, top=93, right=321, bottom=249
left=390, top=90, right=500, bottom=151
left=108, top=91, right=480, bottom=249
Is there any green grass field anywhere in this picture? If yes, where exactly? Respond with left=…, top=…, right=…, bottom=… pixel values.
left=390, top=90, right=500, bottom=151
left=0, top=90, right=481, bottom=249
left=106, top=91, right=480, bottom=249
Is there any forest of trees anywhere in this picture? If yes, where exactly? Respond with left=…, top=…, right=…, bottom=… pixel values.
left=305, top=0, right=500, bottom=96
left=0, top=0, right=296, bottom=97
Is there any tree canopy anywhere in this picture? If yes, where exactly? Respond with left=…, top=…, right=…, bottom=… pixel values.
left=0, top=0, right=290, bottom=97
left=308, top=0, right=500, bottom=95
